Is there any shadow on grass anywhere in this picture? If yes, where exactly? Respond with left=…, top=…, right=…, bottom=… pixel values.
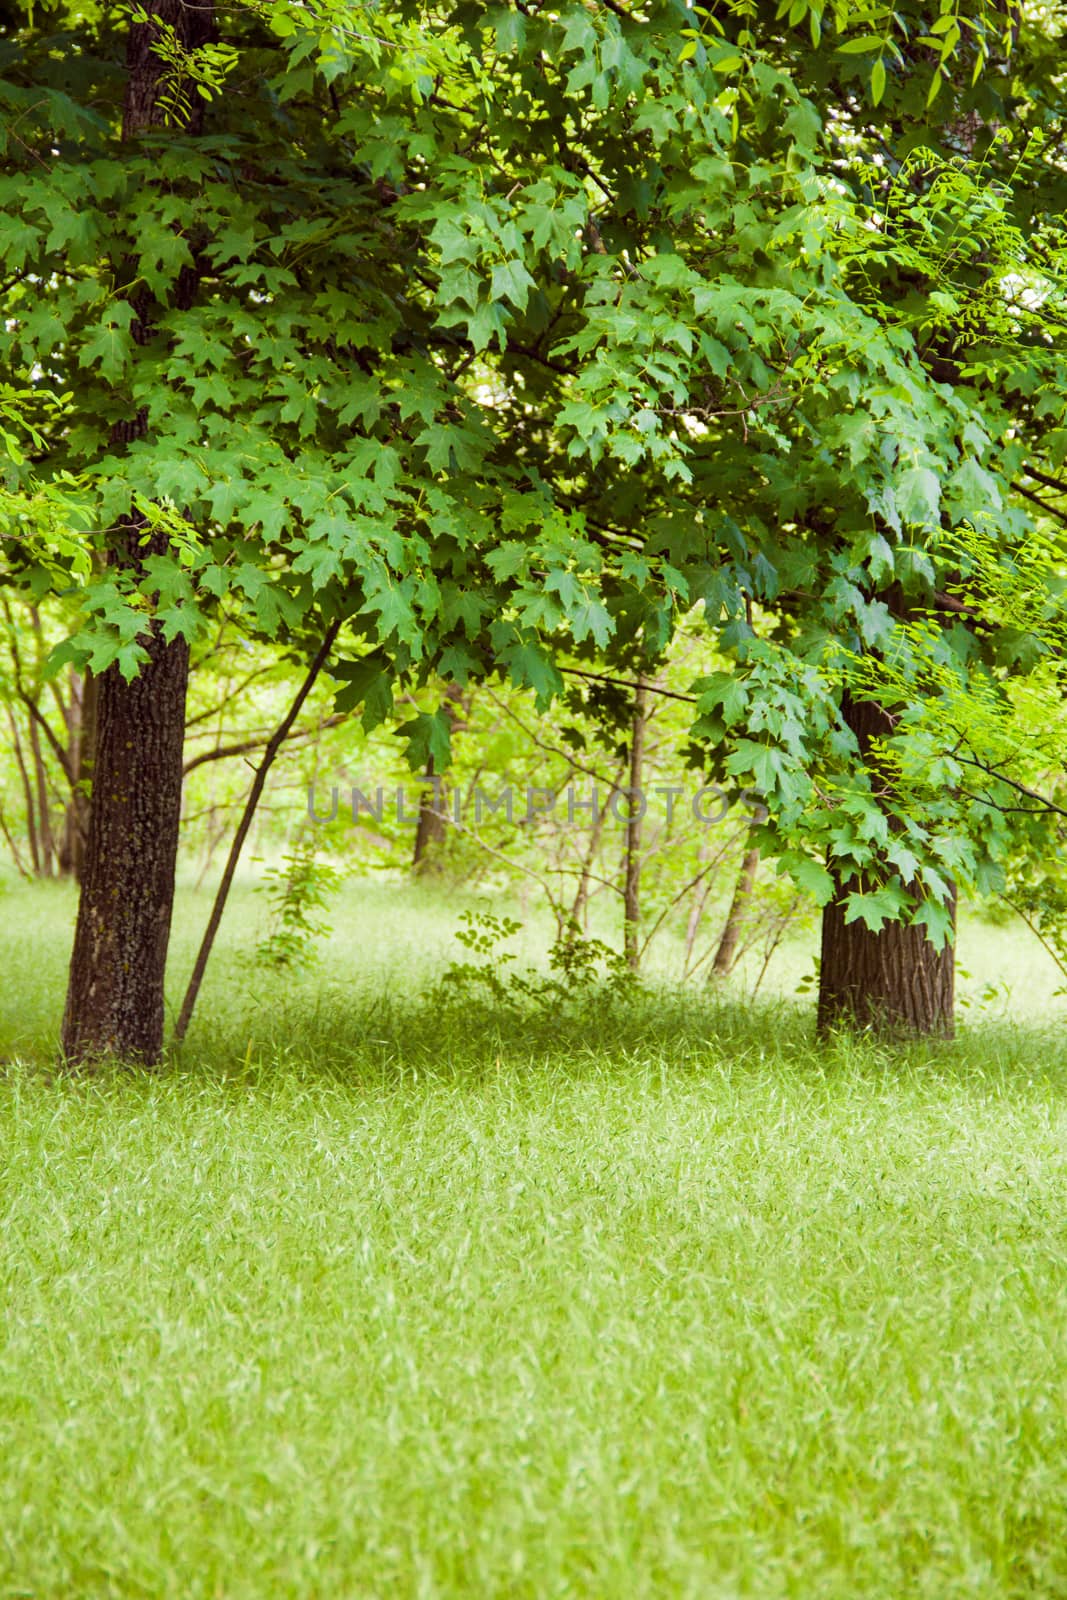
left=151, top=975, right=1067, bottom=1101
left=6, top=961, right=1067, bottom=1102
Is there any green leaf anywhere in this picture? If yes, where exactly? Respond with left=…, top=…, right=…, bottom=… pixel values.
left=489, top=258, right=536, bottom=310
left=782, top=854, right=835, bottom=906
left=397, top=709, right=452, bottom=772
left=843, top=882, right=910, bottom=933
left=503, top=641, right=563, bottom=704
left=836, top=36, right=884, bottom=54
left=897, top=467, right=941, bottom=529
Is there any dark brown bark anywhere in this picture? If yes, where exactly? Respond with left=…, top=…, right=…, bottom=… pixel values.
left=61, top=630, right=190, bottom=1062
left=26, top=711, right=56, bottom=876
left=816, top=878, right=956, bottom=1037
left=816, top=694, right=956, bottom=1038
left=121, top=3, right=213, bottom=138
left=711, top=843, right=760, bottom=978
left=61, top=1, right=212, bottom=1064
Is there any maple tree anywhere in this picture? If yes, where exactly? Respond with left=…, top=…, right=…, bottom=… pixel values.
left=1, top=0, right=1065, bottom=1054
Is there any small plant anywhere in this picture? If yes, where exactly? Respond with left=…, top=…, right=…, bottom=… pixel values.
left=436, top=910, right=524, bottom=1005
left=255, top=833, right=344, bottom=971
left=548, top=920, right=637, bottom=1001
left=795, top=958, right=820, bottom=997
left=454, top=908, right=524, bottom=959
left=435, top=909, right=637, bottom=1014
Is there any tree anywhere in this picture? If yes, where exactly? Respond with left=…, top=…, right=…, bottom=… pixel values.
left=815, top=694, right=956, bottom=1035
left=679, top=0, right=1067, bottom=1031
left=55, top=2, right=214, bottom=1061
left=5, top=0, right=1066, bottom=1052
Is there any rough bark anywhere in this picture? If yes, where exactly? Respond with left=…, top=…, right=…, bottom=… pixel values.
left=816, top=694, right=956, bottom=1038
left=61, top=633, right=190, bottom=1062
left=61, top=2, right=212, bottom=1064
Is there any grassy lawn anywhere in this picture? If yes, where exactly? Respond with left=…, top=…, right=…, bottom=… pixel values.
left=3, top=879, right=1067, bottom=1597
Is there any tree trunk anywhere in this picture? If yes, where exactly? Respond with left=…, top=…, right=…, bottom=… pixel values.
left=816, top=694, right=956, bottom=1037
left=61, top=1, right=211, bottom=1064
left=5, top=707, right=41, bottom=875
left=61, top=630, right=190, bottom=1062
left=58, top=671, right=97, bottom=881
left=412, top=757, right=448, bottom=874
left=412, top=684, right=468, bottom=876
left=622, top=677, right=648, bottom=970
left=710, top=842, right=760, bottom=978
left=26, top=711, right=56, bottom=876
left=816, top=880, right=956, bottom=1037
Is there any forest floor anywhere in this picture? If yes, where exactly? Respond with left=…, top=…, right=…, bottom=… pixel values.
left=3, top=879, right=1067, bottom=1597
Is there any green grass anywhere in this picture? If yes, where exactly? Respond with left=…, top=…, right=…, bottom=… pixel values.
left=3, top=878, right=1067, bottom=1597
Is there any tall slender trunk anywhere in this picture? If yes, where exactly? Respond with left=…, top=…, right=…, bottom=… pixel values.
left=412, top=684, right=469, bottom=877
left=61, top=2, right=212, bottom=1064
left=26, top=712, right=56, bottom=876
left=5, top=707, right=40, bottom=875
left=622, top=677, right=648, bottom=971
left=816, top=693, right=956, bottom=1037
left=58, top=671, right=97, bottom=881
left=412, top=757, right=447, bottom=874
left=710, top=842, right=760, bottom=979
left=570, top=779, right=611, bottom=931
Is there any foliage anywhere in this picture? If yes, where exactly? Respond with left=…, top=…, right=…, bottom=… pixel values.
left=434, top=905, right=638, bottom=1015
left=254, top=831, right=344, bottom=969
left=2, top=0, right=1067, bottom=949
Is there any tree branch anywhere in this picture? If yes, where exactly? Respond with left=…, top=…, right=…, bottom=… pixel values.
left=182, top=712, right=348, bottom=776
left=562, top=665, right=696, bottom=705
left=173, top=621, right=342, bottom=1044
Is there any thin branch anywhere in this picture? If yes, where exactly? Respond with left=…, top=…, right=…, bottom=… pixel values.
left=483, top=687, right=618, bottom=788
left=637, top=831, right=743, bottom=961
left=562, top=665, right=696, bottom=705
left=183, top=662, right=276, bottom=727
left=952, top=754, right=1067, bottom=821
left=1012, top=480, right=1067, bottom=526
left=182, top=712, right=348, bottom=776
left=172, top=622, right=342, bottom=1045
left=16, top=688, right=75, bottom=787
left=1023, top=464, right=1067, bottom=499
left=997, top=893, right=1067, bottom=983
left=0, top=803, right=33, bottom=880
